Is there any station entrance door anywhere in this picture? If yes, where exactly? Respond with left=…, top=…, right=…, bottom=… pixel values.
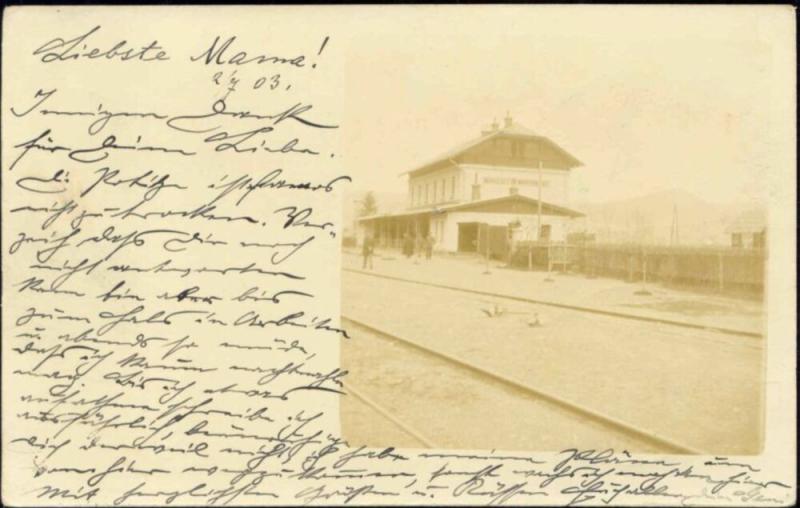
left=477, top=224, right=510, bottom=259
left=457, top=222, right=479, bottom=252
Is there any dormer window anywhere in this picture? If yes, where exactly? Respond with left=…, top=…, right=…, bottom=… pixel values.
left=754, top=231, right=766, bottom=249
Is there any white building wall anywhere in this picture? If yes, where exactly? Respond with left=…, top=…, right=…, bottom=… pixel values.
left=407, top=163, right=573, bottom=210
left=407, top=167, right=461, bottom=208
left=459, top=164, right=571, bottom=206
left=440, top=215, right=460, bottom=251
left=431, top=215, right=447, bottom=246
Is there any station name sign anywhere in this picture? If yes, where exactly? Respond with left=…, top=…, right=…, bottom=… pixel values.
left=483, top=176, right=549, bottom=186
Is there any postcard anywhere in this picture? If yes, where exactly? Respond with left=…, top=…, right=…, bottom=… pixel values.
left=2, top=5, right=795, bottom=506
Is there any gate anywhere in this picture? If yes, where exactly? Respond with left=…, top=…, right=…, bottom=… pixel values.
left=477, top=223, right=510, bottom=260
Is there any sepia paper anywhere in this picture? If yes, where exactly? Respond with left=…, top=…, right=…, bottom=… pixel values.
left=1, top=5, right=796, bottom=506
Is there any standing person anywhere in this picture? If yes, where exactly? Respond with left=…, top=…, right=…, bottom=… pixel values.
left=425, top=233, right=435, bottom=260
left=362, top=235, right=374, bottom=270
left=414, top=234, right=424, bottom=263
left=402, top=233, right=414, bottom=258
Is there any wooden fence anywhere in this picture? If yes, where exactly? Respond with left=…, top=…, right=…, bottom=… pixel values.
left=510, top=242, right=766, bottom=294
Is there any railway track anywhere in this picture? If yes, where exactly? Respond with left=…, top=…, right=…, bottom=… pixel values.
left=343, top=267, right=761, bottom=339
left=341, top=314, right=705, bottom=455
left=344, top=382, right=438, bottom=448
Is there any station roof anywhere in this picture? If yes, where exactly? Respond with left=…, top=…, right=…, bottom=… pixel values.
left=358, top=194, right=584, bottom=222
left=399, top=120, right=583, bottom=177
left=445, top=194, right=584, bottom=217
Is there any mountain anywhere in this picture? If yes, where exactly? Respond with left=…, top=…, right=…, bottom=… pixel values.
left=574, top=189, right=760, bottom=246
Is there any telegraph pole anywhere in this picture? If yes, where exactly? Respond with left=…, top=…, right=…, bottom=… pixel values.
left=670, top=203, right=679, bottom=246
left=538, top=158, right=554, bottom=281
left=537, top=159, right=543, bottom=239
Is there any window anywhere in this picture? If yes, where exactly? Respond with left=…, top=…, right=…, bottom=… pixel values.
left=539, top=224, right=551, bottom=241
left=433, top=181, right=438, bottom=203
left=450, top=176, right=456, bottom=199
left=753, top=231, right=766, bottom=249
left=425, top=184, right=430, bottom=204
left=731, top=233, right=743, bottom=248
left=509, top=186, right=519, bottom=195
left=471, top=184, right=481, bottom=201
left=441, top=179, right=446, bottom=201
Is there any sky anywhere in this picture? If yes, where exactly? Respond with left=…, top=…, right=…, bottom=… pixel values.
left=342, top=5, right=793, bottom=207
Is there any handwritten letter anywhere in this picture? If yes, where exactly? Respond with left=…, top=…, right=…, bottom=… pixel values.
left=2, top=7, right=349, bottom=505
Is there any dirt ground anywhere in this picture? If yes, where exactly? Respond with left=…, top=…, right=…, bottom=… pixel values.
left=341, top=321, right=670, bottom=453
left=341, top=251, right=764, bottom=455
left=343, top=248, right=765, bottom=334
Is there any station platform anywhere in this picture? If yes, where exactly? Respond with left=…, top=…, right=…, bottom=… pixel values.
left=342, top=247, right=765, bottom=336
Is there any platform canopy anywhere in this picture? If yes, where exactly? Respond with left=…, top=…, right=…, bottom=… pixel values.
left=358, top=194, right=584, bottom=223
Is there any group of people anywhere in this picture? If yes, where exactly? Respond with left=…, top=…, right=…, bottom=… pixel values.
left=360, top=232, right=436, bottom=269
left=402, top=233, right=435, bottom=261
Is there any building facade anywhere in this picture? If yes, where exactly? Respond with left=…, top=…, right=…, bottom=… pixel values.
left=359, top=114, right=586, bottom=253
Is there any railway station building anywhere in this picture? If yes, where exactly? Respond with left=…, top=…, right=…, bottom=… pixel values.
left=358, top=114, right=586, bottom=255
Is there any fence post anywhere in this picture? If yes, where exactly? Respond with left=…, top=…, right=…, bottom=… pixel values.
left=718, top=251, right=724, bottom=292
left=580, top=244, right=585, bottom=275
left=670, top=251, right=676, bottom=285
left=643, top=254, right=648, bottom=285
left=628, top=253, right=634, bottom=282
left=544, top=242, right=554, bottom=282
left=635, top=248, right=652, bottom=295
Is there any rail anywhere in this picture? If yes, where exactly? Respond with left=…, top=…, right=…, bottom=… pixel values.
left=342, top=315, right=705, bottom=455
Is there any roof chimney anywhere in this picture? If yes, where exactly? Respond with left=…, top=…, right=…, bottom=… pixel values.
left=504, top=111, right=513, bottom=128
left=482, top=117, right=500, bottom=136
